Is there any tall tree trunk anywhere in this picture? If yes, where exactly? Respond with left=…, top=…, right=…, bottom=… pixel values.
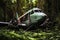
left=17, top=0, right=22, bottom=16
left=2, top=1, right=7, bottom=21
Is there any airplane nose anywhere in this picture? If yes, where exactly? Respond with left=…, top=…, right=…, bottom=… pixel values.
left=43, top=16, right=47, bottom=19
left=44, top=15, right=49, bottom=22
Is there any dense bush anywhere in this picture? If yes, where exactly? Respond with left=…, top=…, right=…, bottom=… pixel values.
left=0, top=27, right=60, bottom=40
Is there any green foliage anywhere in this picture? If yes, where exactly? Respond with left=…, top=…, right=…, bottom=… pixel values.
left=0, top=28, right=60, bottom=40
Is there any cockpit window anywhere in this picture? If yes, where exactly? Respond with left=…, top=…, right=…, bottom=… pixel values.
left=34, top=10, right=42, bottom=12
left=34, top=10, right=39, bottom=12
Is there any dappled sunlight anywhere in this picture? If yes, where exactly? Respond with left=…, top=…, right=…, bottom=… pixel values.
left=32, top=0, right=36, bottom=3
left=12, top=0, right=16, bottom=3
left=0, top=28, right=60, bottom=40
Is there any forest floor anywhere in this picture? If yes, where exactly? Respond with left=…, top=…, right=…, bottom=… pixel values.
left=0, top=26, right=60, bottom=40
